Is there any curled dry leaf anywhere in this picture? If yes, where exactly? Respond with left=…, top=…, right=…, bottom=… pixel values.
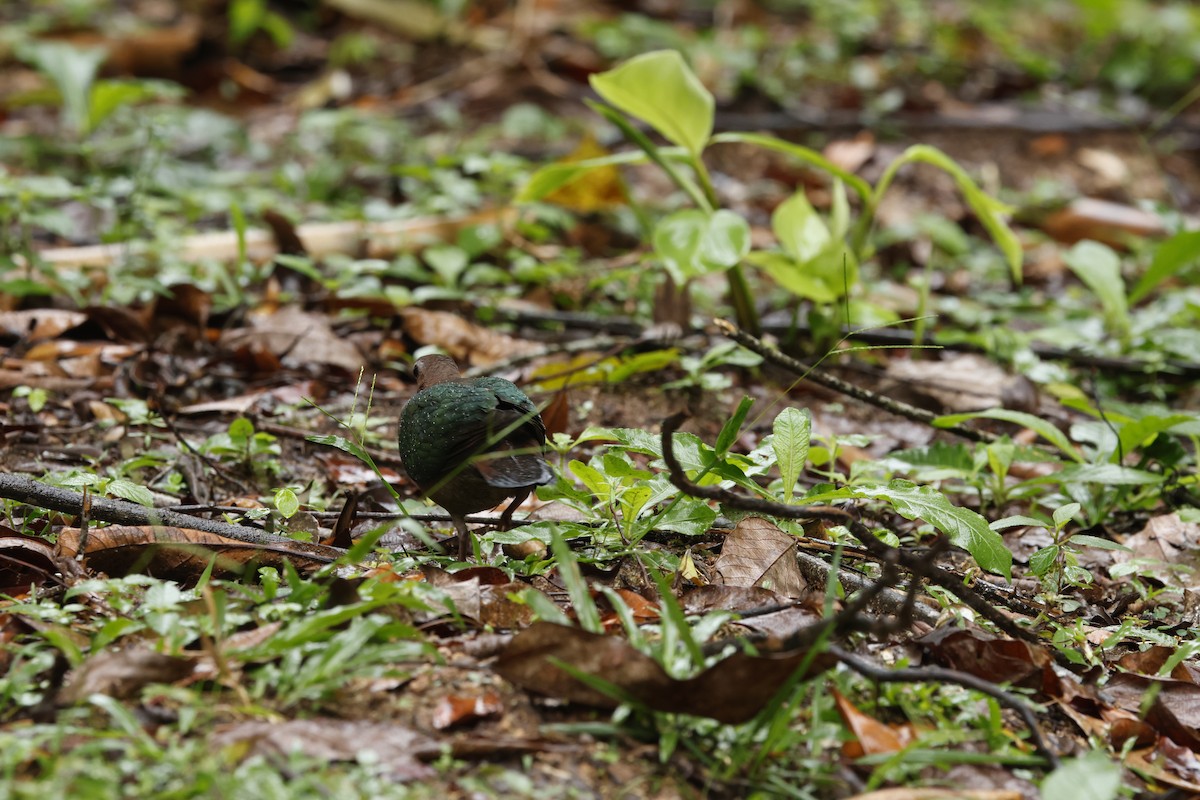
left=884, top=354, right=1031, bottom=413
left=57, top=526, right=339, bottom=582
left=833, top=687, right=918, bottom=758
left=494, top=621, right=834, bottom=724
left=431, top=691, right=504, bottom=730
left=920, top=627, right=1054, bottom=693
left=0, top=534, right=83, bottom=594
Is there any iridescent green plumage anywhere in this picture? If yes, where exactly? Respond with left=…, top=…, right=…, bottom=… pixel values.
left=397, top=355, right=553, bottom=559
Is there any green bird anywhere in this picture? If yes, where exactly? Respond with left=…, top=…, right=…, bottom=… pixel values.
left=397, top=354, right=554, bottom=559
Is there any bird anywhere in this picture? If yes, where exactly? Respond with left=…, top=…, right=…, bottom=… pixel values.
left=397, top=354, right=554, bottom=559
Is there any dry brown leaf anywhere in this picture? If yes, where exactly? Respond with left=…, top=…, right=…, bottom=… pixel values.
left=211, top=719, right=437, bottom=781
left=398, top=307, right=538, bottom=367
left=846, top=789, right=1021, bottom=799
left=221, top=306, right=364, bottom=372
left=1111, top=513, right=1200, bottom=589
left=833, top=687, right=918, bottom=757
left=884, top=354, right=1032, bottom=413
left=920, top=627, right=1054, bottom=693
left=494, top=621, right=834, bottom=724
left=431, top=691, right=504, bottom=730
left=0, top=309, right=87, bottom=341
left=57, top=526, right=338, bottom=581
left=823, top=131, right=876, bottom=173
left=1039, top=197, right=1166, bottom=246
left=714, top=517, right=807, bottom=597
left=25, top=210, right=516, bottom=271
left=58, top=648, right=197, bottom=704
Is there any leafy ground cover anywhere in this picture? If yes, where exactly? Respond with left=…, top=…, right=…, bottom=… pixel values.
left=2, top=1, right=1200, bottom=798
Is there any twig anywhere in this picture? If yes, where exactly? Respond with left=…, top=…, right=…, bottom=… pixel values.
left=715, top=319, right=997, bottom=443
left=0, top=473, right=340, bottom=558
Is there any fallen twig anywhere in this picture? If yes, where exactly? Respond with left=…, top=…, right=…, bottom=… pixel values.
left=715, top=319, right=998, bottom=443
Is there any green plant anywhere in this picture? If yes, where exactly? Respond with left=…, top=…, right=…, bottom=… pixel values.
left=198, top=417, right=282, bottom=480
left=16, top=41, right=181, bottom=137
left=994, top=502, right=1130, bottom=604
left=520, top=49, right=1021, bottom=335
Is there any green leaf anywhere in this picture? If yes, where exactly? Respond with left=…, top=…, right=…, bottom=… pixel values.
left=88, top=80, right=157, bottom=132
left=1063, top=240, right=1130, bottom=341
left=655, top=499, right=718, bottom=537
left=1040, top=750, right=1122, bottom=800
left=1054, top=463, right=1163, bottom=485
left=550, top=528, right=603, bottom=634
left=710, top=131, right=873, bottom=202
left=854, top=481, right=1012, bottom=579
left=107, top=478, right=155, bottom=507
left=773, top=190, right=831, bottom=263
left=1065, top=534, right=1131, bottom=552
left=934, top=408, right=1082, bottom=462
left=18, top=41, right=105, bottom=135
left=990, top=515, right=1048, bottom=530
left=621, top=485, right=652, bottom=523
left=715, top=396, right=754, bottom=456
left=228, top=416, right=255, bottom=444
left=1052, top=502, right=1081, bottom=529
left=516, top=149, right=655, bottom=203
left=1130, top=229, right=1200, bottom=303
left=746, top=251, right=838, bottom=303
left=569, top=460, right=612, bottom=503
left=275, top=487, right=300, bottom=519
left=1028, top=546, right=1059, bottom=577
left=772, top=407, right=811, bottom=503
left=653, top=209, right=750, bottom=282
left=1116, top=413, right=1196, bottom=462
left=423, top=244, right=469, bottom=285
left=589, top=50, right=713, bottom=157
left=883, top=145, right=1022, bottom=283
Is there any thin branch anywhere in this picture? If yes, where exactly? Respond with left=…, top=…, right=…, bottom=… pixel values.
left=0, top=473, right=341, bottom=559
left=715, top=319, right=997, bottom=443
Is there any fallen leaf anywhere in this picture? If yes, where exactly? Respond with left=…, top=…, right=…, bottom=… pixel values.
left=59, top=648, right=197, bottom=704
left=833, top=687, right=918, bottom=757
left=211, top=719, right=437, bottom=781
left=494, top=621, right=834, bottom=724
left=714, top=517, right=807, bottom=597
left=431, top=691, right=504, bottom=729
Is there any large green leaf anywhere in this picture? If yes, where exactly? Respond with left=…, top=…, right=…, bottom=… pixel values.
left=772, top=407, right=811, bottom=504
left=854, top=481, right=1012, bottom=579
left=804, top=481, right=1012, bottom=578
left=653, top=209, right=750, bottom=282
left=745, top=251, right=838, bottom=303
left=773, top=190, right=830, bottom=263
left=516, top=149, right=657, bottom=203
left=589, top=50, right=714, bottom=157
left=880, top=145, right=1022, bottom=283
left=934, top=408, right=1082, bottom=462
left=1130, top=229, right=1200, bottom=303
left=1063, top=240, right=1131, bottom=342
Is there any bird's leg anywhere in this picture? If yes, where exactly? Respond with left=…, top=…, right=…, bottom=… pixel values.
left=498, top=489, right=532, bottom=530
left=452, top=514, right=471, bottom=560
